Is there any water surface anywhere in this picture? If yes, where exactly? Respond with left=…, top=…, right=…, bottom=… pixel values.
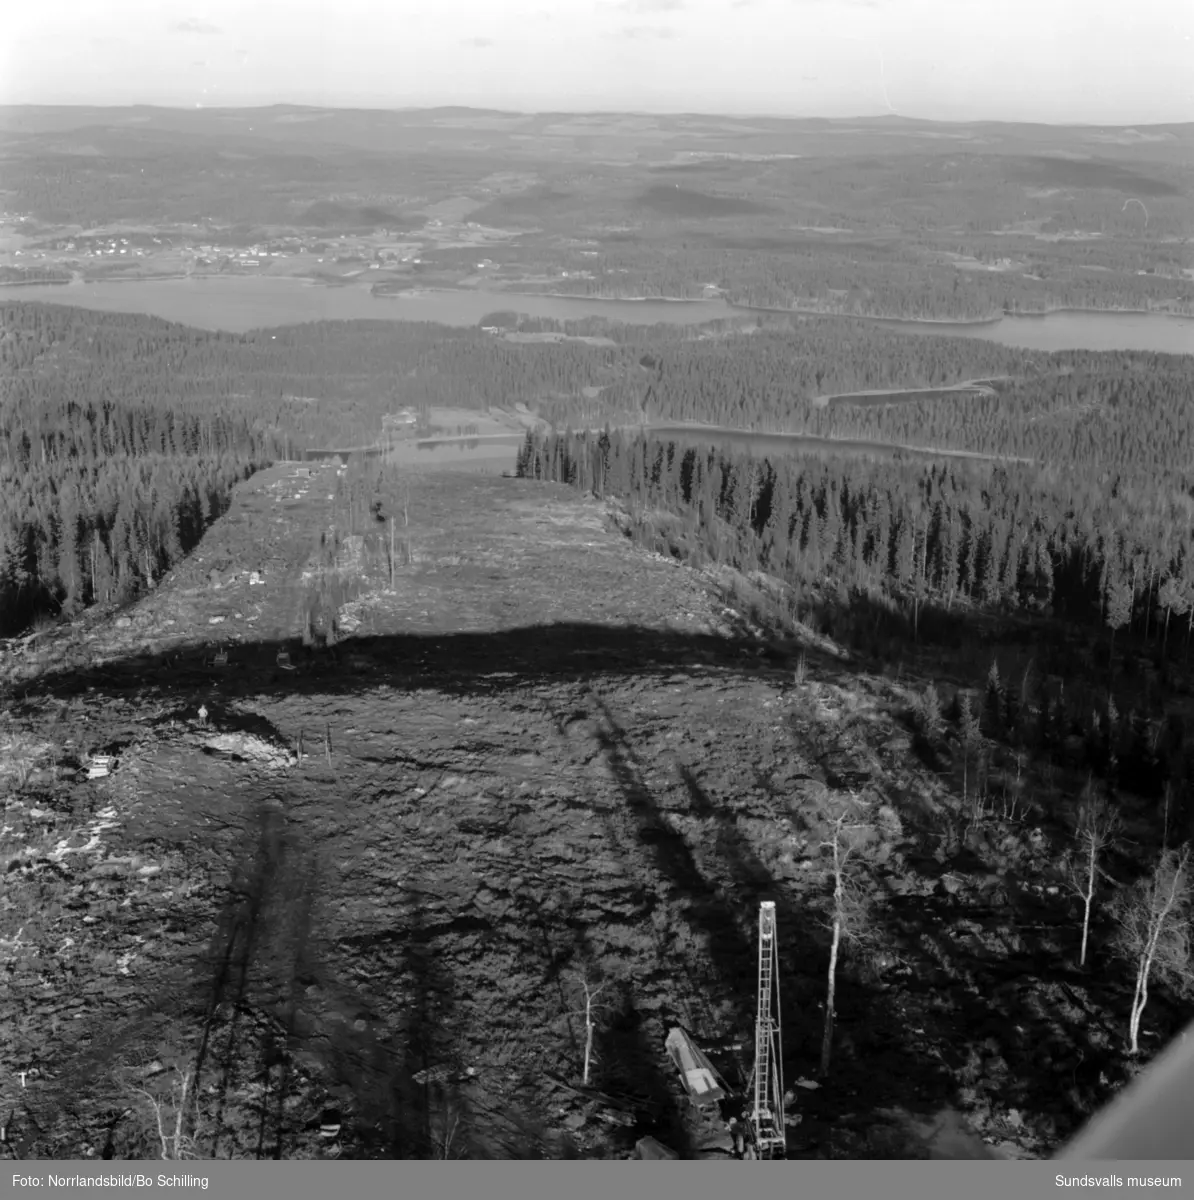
left=2, top=276, right=1190, bottom=353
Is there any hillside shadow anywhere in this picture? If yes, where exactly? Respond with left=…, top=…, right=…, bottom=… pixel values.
left=579, top=689, right=952, bottom=1148
left=593, top=985, right=694, bottom=1158
left=868, top=885, right=1153, bottom=1146
left=185, top=798, right=445, bottom=1160
left=802, top=587, right=983, bottom=663
left=18, top=800, right=325, bottom=1161
left=68, top=806, right=498, bottom=1160
left=319, top=882, right=462, bottom=1159
left=192, top=829, right=511, bottom=1159
left=543, top=924, right=692, bottom=1158
left=585, top=689, right=758, bottom=990
left=283, top=874, right=570, bottom=1160
left=191, top=799, right=296, bottom=1158
left=3, top=618, right=1035, bottom=1155
left=7, top=623, right=839, bottom=709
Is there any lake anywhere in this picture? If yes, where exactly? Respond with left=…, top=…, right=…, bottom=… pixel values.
left=309, top=424, right=1017, bottom=473
left=0, top=277, right=734, bottom=332
left=0, top=276, right=1190, bottom=355
left=304, top=433, right=527, bottom=474
left=645, top=425, right=1027, bottom=464
left=868, top=309, right=1194, bottom=355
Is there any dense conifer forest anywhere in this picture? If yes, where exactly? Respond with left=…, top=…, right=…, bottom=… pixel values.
left=4, top=300, right=1194, bottom=636
left=516, top=427, right=1194, bottom=657
left=515, top=238, right=1194, bottom=319
left=516, top=426, right=1194, bottom=828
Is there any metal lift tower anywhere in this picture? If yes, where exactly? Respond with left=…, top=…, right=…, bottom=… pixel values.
left=747, top=900, right=786, bottom=1158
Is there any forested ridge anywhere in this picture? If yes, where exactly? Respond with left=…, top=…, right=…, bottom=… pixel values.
left=515, top=240, right=1194, bottom=320
left=4, top=300, right=1194, bottom=633
left=0, top=305, right=279, bottom=631
left=474, top=152, right=1194, bottom=317
left=621, top=334, right=1194, bottom=482
left=517, top=428, right=1194, bottom=673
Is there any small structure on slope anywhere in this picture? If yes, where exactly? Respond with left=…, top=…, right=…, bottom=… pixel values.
left=87, top=755, right=115, bottom=780
left=665, top=1027, right=728, bottom=1109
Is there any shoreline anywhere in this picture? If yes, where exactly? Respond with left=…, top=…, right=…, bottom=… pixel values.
left=484, top=290, right=1194, bottom=325
left=583, top=420, right=1033, bottom=465
left=1, top=277, right=1190, bottom=347
left=495, top=289, right=718, bottom=305
left=811, top=379, right=1004, bottom=408
left=0, top=277, right=73, bottom=287
left=995, top=305, right=1194, bottom=322
left=734, top=302, right=1194, bottom=325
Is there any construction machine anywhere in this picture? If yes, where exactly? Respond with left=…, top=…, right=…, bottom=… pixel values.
left=744, top=899, right=787, bottom=1159
left=664, top=900, right=789, bottom=1159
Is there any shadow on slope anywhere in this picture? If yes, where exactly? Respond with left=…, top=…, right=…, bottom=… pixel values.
left=8, top=623, right=835, bottom=707
left=2, top=618, right=1101, bottom=1156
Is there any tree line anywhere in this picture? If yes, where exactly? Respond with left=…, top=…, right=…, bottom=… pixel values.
left=521, top=240, right=1194, bottom=320
left=516, top=427, right=1194, bottom=667
left=5, top=300, right=1193, bottom=633
left=10, top=304, right=1193, bottom=488
left=0, top=305, right=281, bottom=632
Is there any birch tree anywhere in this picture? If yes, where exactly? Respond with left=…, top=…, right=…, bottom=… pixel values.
left=1065, top=779, right=1121, bottom=968
left=818, top=794, right=877, bottom=1077
left=1158, top=577, right=1189, bottom=656
left=566, top=971, right=609, bottom=1086
left=1111, top=844, right=1192, bottom=1055
left=122, top=1061, right=199, bottom=1160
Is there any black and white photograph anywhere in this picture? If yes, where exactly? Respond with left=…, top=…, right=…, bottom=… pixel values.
left=0, top=0, right=1192, bottom=1172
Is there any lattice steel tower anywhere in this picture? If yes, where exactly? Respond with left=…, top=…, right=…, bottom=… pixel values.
left=748, top=900, right=786, bottom=1158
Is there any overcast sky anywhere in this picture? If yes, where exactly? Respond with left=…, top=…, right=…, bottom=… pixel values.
left=3, top=0, right=1192, bottom=124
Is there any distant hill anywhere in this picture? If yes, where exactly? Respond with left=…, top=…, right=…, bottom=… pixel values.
left=0, top=104, right=1190, bottom=164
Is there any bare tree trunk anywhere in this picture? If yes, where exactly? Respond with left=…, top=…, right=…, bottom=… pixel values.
left=583, top=992, right=596, bottom=1086
left=1130, top=560, right=1140, bottom=636
left=1080, top=837, right=1096, bottom=968
left=1124, top=849, right=1188, bottom=1054
left=1129, top=958, right=1149, bottom=1055
left=820, top=916, right=841, bottom=1077
left=1080, top=891, right=1092, bottom=968
left=570, top=975, right=605, bottom=1086
left=403, top=482, right=412, bottom=566
left=1070, top=782, right=1119, bottom=971
left=172, top=1071, right=190, bottom=1159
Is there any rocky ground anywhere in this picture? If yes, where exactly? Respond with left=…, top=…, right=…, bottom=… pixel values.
left=0, top=463, right=1162, bottom=1160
